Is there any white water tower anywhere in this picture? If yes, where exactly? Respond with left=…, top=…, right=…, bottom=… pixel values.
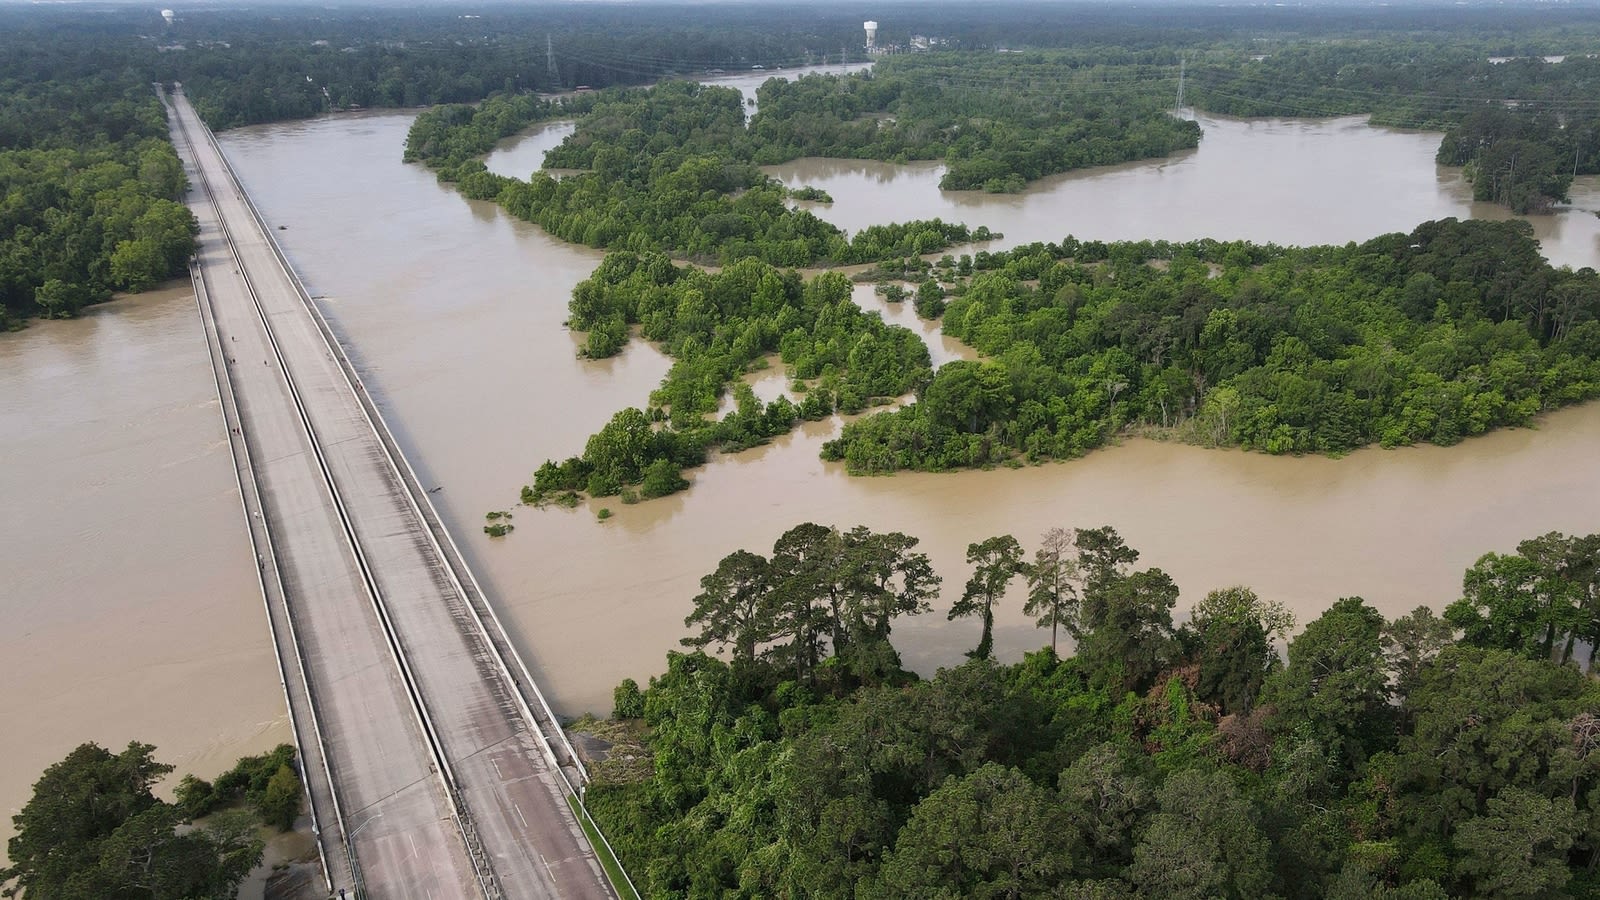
left=161, top=8, right=175, bottom=25
left=864, top=21, right=878, bottom=52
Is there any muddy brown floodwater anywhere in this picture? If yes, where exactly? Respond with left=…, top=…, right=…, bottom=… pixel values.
left=0, top=285, right=289, bottom=845
left=218, top=106, right=1600, bottom=718
left=6, top=87, right=1600, bottom=839
left=765, top=112, right=1600, bottom=271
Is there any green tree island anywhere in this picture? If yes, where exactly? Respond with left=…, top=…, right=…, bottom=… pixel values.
left=526, top=217, right=1600, bottom=505
left=1, top=743, right=303, bottom=900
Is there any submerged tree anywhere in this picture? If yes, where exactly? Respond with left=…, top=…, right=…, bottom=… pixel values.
left=835, top=526, right=941, bottom=682
left=688, top=523, right=939, bottom=683
left=2, top=742, right=262, bottom=900
left=949, top=534, right=1027, bottom=661
left=682, top=549, right=776, bottom=664
left=1025, top=526, right=1080, bottom=656
left=1444, top=530, right=1600, bottom=668
left=1074, top=526, right=1141, bottom=634
left=838, top=526, right=941, bottom=645
left=768, top=522, right=841, bottom=682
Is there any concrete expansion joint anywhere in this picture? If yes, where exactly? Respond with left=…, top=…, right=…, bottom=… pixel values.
left=458, top=733, right=525, bottom=765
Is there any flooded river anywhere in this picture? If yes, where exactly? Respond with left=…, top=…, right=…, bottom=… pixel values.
left=0, top=286, right=289, bottom=834
left=766, top=112, right=1600, bottom=271
left=6, top=85, right=1600, bottom=832
left=223, top=107, right=1600, bottom=715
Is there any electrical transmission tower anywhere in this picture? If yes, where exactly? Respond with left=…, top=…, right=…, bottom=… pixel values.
left=547, top=34, right=560, bottom=88
left=1175, top=56, right=1187, bottom=115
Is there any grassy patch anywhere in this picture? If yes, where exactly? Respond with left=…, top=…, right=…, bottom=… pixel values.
left=565, top=793, right=638, bottom=900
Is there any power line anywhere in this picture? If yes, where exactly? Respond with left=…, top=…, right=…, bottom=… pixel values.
left=1176, top=55, right=1186, bottom=114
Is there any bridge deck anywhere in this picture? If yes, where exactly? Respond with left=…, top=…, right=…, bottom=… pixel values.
left=165, top=87, right=616, bottom=900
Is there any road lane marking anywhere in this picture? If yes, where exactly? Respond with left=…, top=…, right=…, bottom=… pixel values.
left=514, top=802, right=528, bottom=830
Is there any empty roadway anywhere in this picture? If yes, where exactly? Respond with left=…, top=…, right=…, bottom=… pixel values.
left=165, top=86, right=617, bottom=900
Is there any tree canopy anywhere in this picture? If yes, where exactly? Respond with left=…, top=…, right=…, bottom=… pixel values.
left=827, top=219, right=1600, bottom=474
left=0, top=68, right=195, bottom=326
left=589, top=525, right=1600, bottom=899
left=408, top=79, right=990, bottom=269
left=526, top=257, right=939, bottom=503
left=1, top=743, right=280, bottom=900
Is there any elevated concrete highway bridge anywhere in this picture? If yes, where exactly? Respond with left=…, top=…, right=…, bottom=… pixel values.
left=161, top=85, right=627, bottom=900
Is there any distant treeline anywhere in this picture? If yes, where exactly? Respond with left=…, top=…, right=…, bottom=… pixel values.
left=402, top=31, right=1600, bottom=217
left=407, top=80, right=989, bottom=271
left=590, top=522, right=1600, bottom=899
left=753, top=53, right=1200, bottom=192
left=1191, top=45, right=1600, bottom=212
left=408, top=51, right=1200, bottom=204
left=10, top=4, right=1600, bottom=325
left=21, top=2, right=1600, bottom=133
left=0, top=5, right=878, bottom=132
left=0, top=3, right=890, bottom=327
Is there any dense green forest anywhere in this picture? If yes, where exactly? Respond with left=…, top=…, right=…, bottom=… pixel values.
left=538, top=217, right=1600, bottom=498
left=167, top=11, right=1600, bottom=211
left=0, top=3, right=921, bottom=327
left=0, top=70, right=196, bottom=326
left=402, top=91, right=597, bottom=176
left=527, top=257, right=939, bottom=504
left=13, top=6, right=1600, bottom=898
left=1192, top=44, right=1600, bottom=129
left=587, top=524, right=1600, bottom=899
left=1437, top=106, right=1600, bottom=214
left=0, top=5, right=878, bottom=131
left=826, top=218, right=1600, bottom=474
left=408, top=50, right=1201, bottom=232
left=408, top=80, right=987, bottom=268
left=2, top=743, right=302, bottom=898
left=10, top=3, right=1600, bottom=326
left=394, top=30, right=1600, bottom=506
left=406, top=28, right=1600, bottom=213
left=751, top=53, right=1200, bottom=192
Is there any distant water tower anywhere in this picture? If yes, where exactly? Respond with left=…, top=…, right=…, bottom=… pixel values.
left=161, top=8, right=174, bottom=25
left=864, top=21, right=878, bottom=52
